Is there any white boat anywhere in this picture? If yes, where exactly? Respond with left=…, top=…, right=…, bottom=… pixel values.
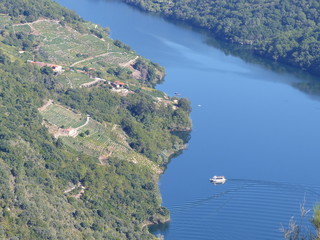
left=210, top=176, right=226, bottom=184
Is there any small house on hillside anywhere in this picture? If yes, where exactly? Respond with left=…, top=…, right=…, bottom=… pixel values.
left=51, top=64, right=63, bottom=72
left=30, top=61, right=63, bottom=73
left=61, top=128, right=77, bottom=137
left=112, top=80, right=125, bottom=88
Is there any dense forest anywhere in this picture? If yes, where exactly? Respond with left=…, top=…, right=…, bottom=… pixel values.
left=119, top=0, right=320, bottom=76
left=0, top=0, right=82, bottom=23
left=0, top=0, right=191, bottom=239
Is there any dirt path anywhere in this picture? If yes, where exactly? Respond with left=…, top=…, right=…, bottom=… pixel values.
left=64, top=182, right=86, bottom=199
left=13, top=19, right=60, bottom=27
left=46, top=113, right=90, bottom=138
left=119, top=56, right=141, bottom=79
left=119, top=56, right=139, bottom=68
left=67, top=115, right=90, bottom=137
left=80, top=78, right=106, bottom=88
left=13, top=19, right=59, bottom=35
left=64, top=185, right=77, bottom=194
left=98, top=153, right=109, bottom=165
left=66, top=76, right=73, bottom=89
left=38, top=99, right=53, bottom=112
left=75, top=115, right=90, bottom=130
left=70, top=52, right=112, bottom=67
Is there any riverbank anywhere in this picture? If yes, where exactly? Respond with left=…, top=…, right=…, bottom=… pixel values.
left=0, top=0, right=191, bottom=239
left=118, top=0, right=320, bottom=77
left=45, top=0, right=320, bottom=239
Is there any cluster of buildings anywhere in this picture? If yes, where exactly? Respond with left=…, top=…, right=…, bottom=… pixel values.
left=28, top=61, right=128, bottom=90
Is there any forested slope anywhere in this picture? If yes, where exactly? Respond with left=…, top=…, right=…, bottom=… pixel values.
left=120, top=0, right=320, bottom=75
left=0, top=0, right=191, bottom=239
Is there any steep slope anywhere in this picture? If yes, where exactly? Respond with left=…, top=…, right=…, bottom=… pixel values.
left=0, top=0, right=191, bottom=239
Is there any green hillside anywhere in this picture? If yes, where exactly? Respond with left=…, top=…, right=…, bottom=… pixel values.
left=0, top=0, right=191, bottom=239
left=120, top=0, right=320, bottom=76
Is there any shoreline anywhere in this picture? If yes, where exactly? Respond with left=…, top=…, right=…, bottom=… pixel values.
left=0, top=0, right=192, bottom=238
left=119, top=0, right=320, bottom=78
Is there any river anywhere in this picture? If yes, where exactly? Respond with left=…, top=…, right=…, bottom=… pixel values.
left=55, top=0, right=320, bottom=239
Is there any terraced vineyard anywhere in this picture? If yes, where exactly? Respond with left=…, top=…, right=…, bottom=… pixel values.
left=62, top=120, right=129, bottom=158
left=4, top=18, right=140, bottom=89
left=41, top=103, right=86, bottom=128
left=0, top=14, right=10, bottom=26
left=12, top=24, right=32, bottom=33
left=40, top=103, right=160, bottom=172
left=56, top=70, right=93, bottom=88
left=27, top=19, right=135, bottom=67
left=1, top=14, right=165, bottom=90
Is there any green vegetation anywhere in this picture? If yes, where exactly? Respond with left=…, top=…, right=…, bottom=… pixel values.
left=41, top=104, right=86, bottom=128
left=24, top=20, right=132, bottom=66
left=312, top=205, right=320, bottom=239
left=56, top=70, right=93, bottom=88
left=58, top=87, right=190, bottom=164
left=282, top=203, right=320, bottom=240
left=120, top=0, right=320, bottom=76
left=0, top=0, right=191, bottom=239
left=0, top=0, right=82, bottom=24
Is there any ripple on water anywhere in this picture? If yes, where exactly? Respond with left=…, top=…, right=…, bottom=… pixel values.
left=153, top=180, right=320, bottom=240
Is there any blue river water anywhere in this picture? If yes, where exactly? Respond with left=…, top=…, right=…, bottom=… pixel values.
left=55, top=0, right=320, bottom=239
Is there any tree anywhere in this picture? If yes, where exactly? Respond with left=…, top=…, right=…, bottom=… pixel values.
left=104, top=27, right=110, bottom=36
left=312, top=205, right=320, bottom=239
left=177, top=98, right=192, bottom=113
left=41, top=66, right=54, bottom=75
left=0, top=53, right=9, bottom=65
left=282, top=202, right=320, bottom=240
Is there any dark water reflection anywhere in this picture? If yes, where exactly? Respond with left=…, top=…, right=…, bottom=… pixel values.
left=113, top=0, right=320, bottom=97
left=148, top=222, right=170, bottom=236
left=143, top=9, right=320, bottom=98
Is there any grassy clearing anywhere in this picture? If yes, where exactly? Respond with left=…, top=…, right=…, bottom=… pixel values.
left=41, top=103, right=86, bottom=128
left=140, top=87, right=167, bottom=98
left=74, top=52, right=134, bottom=70
left=56, top=71, right=93, bottom=88
left=13, top=24, right=32, bottom=34
left=0, top=42, right=21, bottom=60
left=0, top=14, right=11, bottom=28
left=62, top=120, right=130, bottom=158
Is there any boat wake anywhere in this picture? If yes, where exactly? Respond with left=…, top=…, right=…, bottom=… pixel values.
left=164, top=179, right=320, bottom=240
